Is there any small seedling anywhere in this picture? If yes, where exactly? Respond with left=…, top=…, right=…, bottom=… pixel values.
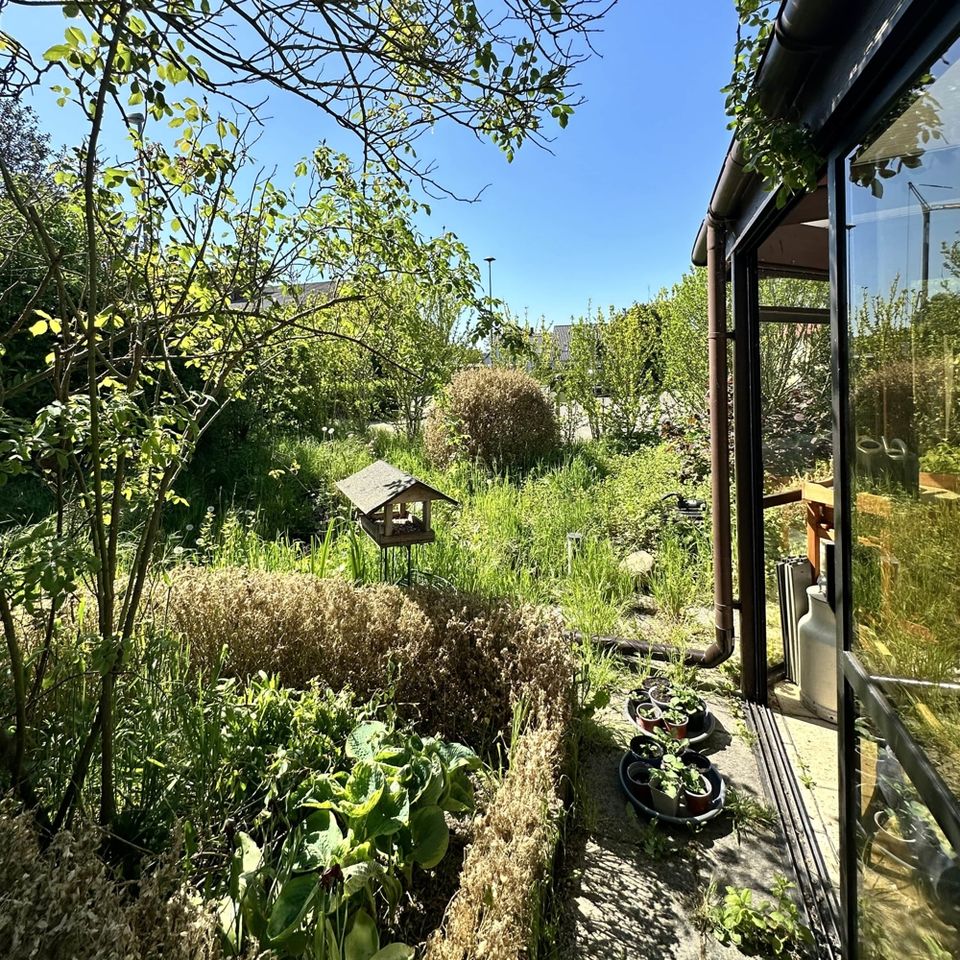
left=696, top=874, right=812, bottom=958
left=725, top=787, right=777, bottom=844
left=796, top=757, right=816, bottom=791
left=625, top=803, right=679, bottom=860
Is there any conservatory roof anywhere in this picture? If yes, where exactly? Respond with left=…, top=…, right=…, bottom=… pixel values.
left=336, top=460, right=458, bottom=516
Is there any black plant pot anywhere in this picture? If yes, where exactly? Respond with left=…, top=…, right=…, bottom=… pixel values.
left=629, top=734, right=665, bottom=768
left=681, top=749, right=712, bottom=775
left=626, top=761, right=653, bottom=805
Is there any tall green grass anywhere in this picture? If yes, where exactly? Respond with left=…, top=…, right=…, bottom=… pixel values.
left=183, top=433, right=714, bottom=639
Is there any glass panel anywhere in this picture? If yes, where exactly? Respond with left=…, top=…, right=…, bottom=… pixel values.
left=846, top=37, right=960, bottom=797
left=757, top=276, right=832, bottom=675
left=854, top=707, right=960, bottom=959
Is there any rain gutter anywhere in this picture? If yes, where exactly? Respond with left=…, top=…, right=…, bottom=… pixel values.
left=691, top=0, right=840, bottom=266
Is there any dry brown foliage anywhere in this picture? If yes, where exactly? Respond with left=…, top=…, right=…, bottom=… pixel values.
left=0, top=803, right=226, bottom=960
left=423, top=719, right=565, bottom=960
left=424, top=367, right=558, bottom=471
left=162, top=569, right=573, bottom=746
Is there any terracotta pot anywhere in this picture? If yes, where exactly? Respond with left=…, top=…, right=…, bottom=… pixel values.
left=664, top=714, right=688, bottom=740
left=627, top=761, right=653, bottom=805
left=634, top=703, right=663, bottom=734
left=684, top=774, right=713, bottom=816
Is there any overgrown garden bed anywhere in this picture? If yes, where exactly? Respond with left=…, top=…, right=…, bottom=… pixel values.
left=3, top=572, right=575, bottom=960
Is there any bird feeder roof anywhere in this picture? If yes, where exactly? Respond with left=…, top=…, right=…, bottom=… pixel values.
left=335, top=460, right=458, bottom=516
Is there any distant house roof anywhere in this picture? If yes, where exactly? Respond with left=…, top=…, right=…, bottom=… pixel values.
left=231, top=280, right=339, bottom=311
left=336, top=460, right=458, bottom=516
left=550, top=324, right=575, bottom=363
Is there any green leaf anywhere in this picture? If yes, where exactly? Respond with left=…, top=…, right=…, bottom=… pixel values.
left=357, top=781, right=409, bottom=842
left=296, top=810, right=344, bottom=871
left=43, top=44, right=71, bottom=62
left=369, top=945, right=414, bottom=960
left=344, top=907, right=379, bottom=960
left=346, top=721, right=387, bottom=760
left=440, top=772, right=474, bottom=814
left=340, top=761, right=386, bottom=818
left=410, top=805, right=448, bottom=869
left=266, top=875, right=317, bottom=941
left=431, top=739, right=480, bottom=773
left=342, top=860, right=383, bottom=898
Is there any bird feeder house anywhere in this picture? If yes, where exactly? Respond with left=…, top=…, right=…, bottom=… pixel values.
left=336, top=460, right=458, bottom=549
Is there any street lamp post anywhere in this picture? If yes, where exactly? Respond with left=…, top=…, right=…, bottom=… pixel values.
left=484, top=256, right=496, bottom=361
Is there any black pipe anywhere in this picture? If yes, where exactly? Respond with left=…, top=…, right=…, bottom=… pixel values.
left=692, top=0, right=842, bottom=265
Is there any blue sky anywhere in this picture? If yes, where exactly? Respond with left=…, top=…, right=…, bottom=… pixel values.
left=4, top=2, right=737, bottom=325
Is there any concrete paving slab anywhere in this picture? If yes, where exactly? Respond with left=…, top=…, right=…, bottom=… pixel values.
left=554, top=674, right=801, bottom=960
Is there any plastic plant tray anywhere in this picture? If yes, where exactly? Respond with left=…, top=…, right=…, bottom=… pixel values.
left=623, top=687, right=716, bottom=746
left=619, top=751, right=726, bottom=825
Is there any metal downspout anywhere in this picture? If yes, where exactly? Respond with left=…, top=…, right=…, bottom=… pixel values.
left=588, top=219, right=734, bottom=669
left=705, top=217, right=735, bottom=665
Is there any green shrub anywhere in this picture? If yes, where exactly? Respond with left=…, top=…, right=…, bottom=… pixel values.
left=601, top=444, right=690, bottom=551
left=649, top=528, right=704, bottom=621
left=424, top=367, right=558, bottom=471
left=697, top=876, right=812, bottom=958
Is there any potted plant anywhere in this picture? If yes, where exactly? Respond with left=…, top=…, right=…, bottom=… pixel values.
left=630, top=734, right=665, bottom=767
left=669, top=685, right=706, bottom=729
left=649, top=681, right=675, bottom=712
left=653, top=726, right=689, bottom=756
left=662, top=706, right=688, bottom=740
left=681, top=763, right=713, bottom=816
left=634, top=702, right=663, bottom=733
left=627, top=761, right=653, bottom=805
left=649, top=754, right=684, bottom=817
left=873, top=808, right=919, bottom=864
left=680, top=748, right=711, bottom=775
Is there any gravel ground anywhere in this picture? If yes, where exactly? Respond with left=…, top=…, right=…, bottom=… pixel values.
left=552, top=670, right=797, bottom=960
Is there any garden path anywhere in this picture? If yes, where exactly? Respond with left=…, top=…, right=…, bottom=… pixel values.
left=555, top=675, right=795, bottom=959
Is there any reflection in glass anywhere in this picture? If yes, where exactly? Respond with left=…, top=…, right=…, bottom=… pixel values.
left=847, top=38, right=960, bottom=797
left=855, top=710, right=960, bottom=959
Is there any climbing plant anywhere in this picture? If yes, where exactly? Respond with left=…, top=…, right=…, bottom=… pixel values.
left=722, top=0, right=821, bottom=203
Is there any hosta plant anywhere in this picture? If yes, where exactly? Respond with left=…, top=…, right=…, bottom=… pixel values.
left=219, top=721, right=480, bottom=958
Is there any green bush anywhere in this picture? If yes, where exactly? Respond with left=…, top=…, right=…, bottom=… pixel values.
left=424, top=367, right=558, bottom=471
left=601, top=444, right=695, bottom=550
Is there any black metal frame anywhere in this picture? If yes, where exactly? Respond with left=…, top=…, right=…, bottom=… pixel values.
left=732, top=248, right=768, bottom=703
left=724, top=8, right=960, bottom=957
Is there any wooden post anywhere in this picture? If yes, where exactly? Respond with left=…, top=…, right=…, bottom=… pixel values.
left=383, top=503, right=393, bottom=538
left=422, top=499, right=431, bottom=532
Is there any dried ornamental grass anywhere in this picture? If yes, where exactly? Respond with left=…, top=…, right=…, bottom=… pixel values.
left=162, top=568, right=574, bottom=746
left=423, top=719, right=565, bottom=960
left=425, top=367, right=558, bottom=471
left=0, top=804, right=224, bottom=960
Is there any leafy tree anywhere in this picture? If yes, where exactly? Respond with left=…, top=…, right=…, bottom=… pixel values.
left=603, top=302, right=661, bottom=443
left=557, top=304, right=662, bottom=443
left=372, top=271, right=480, bottom=439
left=0, top=100, right=52, bottom=188
left=563, top=313, right=605, bottom=438
left=0, top=0, right=605, bottom=834
left=656, top=268, right=710, bottom=419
